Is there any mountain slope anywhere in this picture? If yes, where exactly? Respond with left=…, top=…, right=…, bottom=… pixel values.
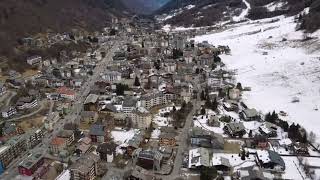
left=120, top=0, right=170, bottom=14
left=156, top=0, right=246, bottom=27
left=0, top=0, right=128, bottom=56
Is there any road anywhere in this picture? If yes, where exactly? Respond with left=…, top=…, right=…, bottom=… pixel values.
left=0, top=40, right=122, bottom=179
left=0, top=90, right=17, bottom=108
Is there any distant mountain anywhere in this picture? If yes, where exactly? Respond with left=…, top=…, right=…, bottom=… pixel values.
left=156, top=0, right=246, bottom=27
left=156, top=0, right=320, bottom=32
left=120, top=0, right=170, bottom=14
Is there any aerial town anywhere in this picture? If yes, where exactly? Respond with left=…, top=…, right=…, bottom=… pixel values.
left=0, top=13, right=319, bottom=180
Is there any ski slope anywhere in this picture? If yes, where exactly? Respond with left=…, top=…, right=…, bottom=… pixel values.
left=194, top=16, right=320, bottom=140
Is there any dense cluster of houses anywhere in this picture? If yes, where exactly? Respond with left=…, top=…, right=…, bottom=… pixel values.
left=0, top=15, right=316, bottom=180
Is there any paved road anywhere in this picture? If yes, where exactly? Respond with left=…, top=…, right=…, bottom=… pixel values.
left=0, top=40, right=122, bottom=179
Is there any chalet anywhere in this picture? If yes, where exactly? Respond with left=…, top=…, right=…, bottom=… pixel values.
left=159, top=132, right=176, bottom=147
left=245, top=135, right=269, bottom=149
left=224, top=122, right=246, bottom=137
left=26, top=56, right=42, bottom=66
left=89, top=124, right=107, bottom=143
left=188, top=148, right=211, bottom=169
left=240, top=108, right=261, bottom=121
left=1, top=106, right=17, bottom=118
left=229, top=88, right=241, bottom=100
left=84, top=94, right=99, bottom=111
left=75, top=137, right=92, bottom=156
left=127, top=131, right=145, bottom=156
left=207, top=115, right=220, bottom=127
left=81, top=111, right=98, bottom=124
left=16, top=97, right=38, bottom=110
left=256, top=150, right=285, bottom=171
left=211, top=155, right=231, bottom=171
left=293, top=143, right=309, bottom=155
left=223, top=100, right=239, bottom=112
left=259, top=122, right=278, bottom=137
left=133, top=148, right=163, bottom=171
left=189, top=127, right=224, bottom=149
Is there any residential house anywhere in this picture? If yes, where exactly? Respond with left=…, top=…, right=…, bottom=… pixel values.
left=127, top=131, right=145, bottom=156
left=240, top=108, right=261, bottom=121
left=81, top=111, right=98, bottom=124
left=159, top=127, right=177, bottom=147
left=16, top=97, right=38, bottom=110
left=70, top=153, right=99, bottom=180
left=89, top=124, right=107, bottom=143
left=57, top=87, right=76, bottom=100
left=189, top=127, right=224, bottom=149
left=18, top=150, right=46, bottom=177
left=211, top=155, right=231, bottom=171
left=84, top=94, right=99, bottom=111
left=26, top=56, right=42, bottom=66
left=188, top=148, right=211, bottom=169
left=259, top=122, right=278, bottom=137
left=229, top=88, right=241, bottom=100
left=57, top=130, right=75, bottom=146
left=96, top=142, right=117, bottom=162
left=224, top=122, right=246, bottom=137
left=49, top=137, right=66, bottom=154
left=133, top=148, right=163, bottom=171
left=75, top=137, right=92, bottom=156
left=1, top=106, right=17, bottom=118
left=245, top=136, right=269, bottom=149
left=256, top=150, right=285, bottom=171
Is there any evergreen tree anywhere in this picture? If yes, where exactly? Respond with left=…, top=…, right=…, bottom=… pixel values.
left=200, top=167, right=217, bottom=180
left=211, top=98, right=218, bottom=111
left=241, top=150, right=246, bottom=160
left=201, top=90, right=206, bottom=100
left=172, top=106, right=176, bottom=112
left=236, top=82, right=243, bottom=90
left=134, top=76, right=141, bottom=86
left=200, top=107, right=206, bottom=115
left=249, top=130, right=253, bottom=138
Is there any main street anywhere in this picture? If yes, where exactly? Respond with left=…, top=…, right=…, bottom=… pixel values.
left=0, top=39, right=122, bottom=179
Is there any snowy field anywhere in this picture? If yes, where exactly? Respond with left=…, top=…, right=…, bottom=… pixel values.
left=194, top=16, right=320, bottom=140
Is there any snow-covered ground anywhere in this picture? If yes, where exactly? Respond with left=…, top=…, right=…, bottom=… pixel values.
left=194, top=16, right=320, bottom=141
left=111, top=129, right=137, bottom=144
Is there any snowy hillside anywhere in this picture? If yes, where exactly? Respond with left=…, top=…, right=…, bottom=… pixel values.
left=194, top=15, right=320, bottom=139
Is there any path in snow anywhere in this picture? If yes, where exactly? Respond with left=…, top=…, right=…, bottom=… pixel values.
left=233, top=0, right=251, bottom=22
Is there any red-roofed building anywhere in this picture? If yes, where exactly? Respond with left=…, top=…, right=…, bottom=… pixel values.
left=49, top=137, right=66, bottom=154
left=57, top=87, right=76, bottom=100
